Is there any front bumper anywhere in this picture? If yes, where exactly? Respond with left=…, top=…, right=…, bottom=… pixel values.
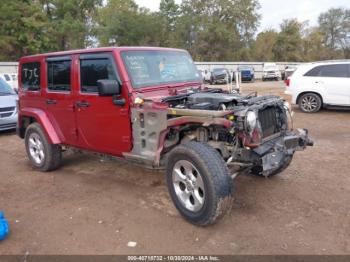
left=253, top=129, right=313, bottom=174
left=230, top=129, right=313, bottom=175
left=0, top=113, right=17, bottom=131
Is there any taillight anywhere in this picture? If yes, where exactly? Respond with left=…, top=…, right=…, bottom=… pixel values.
left=285, top=78, right=290, bottom=87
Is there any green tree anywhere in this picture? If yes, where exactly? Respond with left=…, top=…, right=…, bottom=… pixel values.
left=42, top=0, right=101, bottom=50
left=302, top=27, right=337, bottom=61
left=97, top=0, right=162, bottom=46
left=252, top=29, right=278, bottom=61
left=318, top=7, right=350, bottom=57
left=273, top=19, right=304, bottom=61
left=174, top=0, right=260, bottom=61
left=157, top=0, right=180, bottom=46
left=0, top=0, right=51, bottom=60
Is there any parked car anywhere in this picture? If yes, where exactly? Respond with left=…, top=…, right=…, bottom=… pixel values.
left=17, top=47, right=312, bottom=225
left=238, top=66, right=255, bottom=82
left=262, top=63, right=281, bottom=81
left=0, top=73, right=18, bottom=92
left=284, top=65, right=298, bottom=80
left=0, top=77, right=18, bottom=131
left=198, top=69, right=211, bottom=83
left=285, top=61, right=350, bottom=113
left=210, top=68, right=232, bottom=84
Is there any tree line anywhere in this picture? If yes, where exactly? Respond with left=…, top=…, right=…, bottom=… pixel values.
left=0, top=0, right=349, bottom=62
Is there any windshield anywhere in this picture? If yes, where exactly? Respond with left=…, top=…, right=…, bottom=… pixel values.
left=0, top=78, right=15, bottom=94
left=121, top=50, right=201, bottom=89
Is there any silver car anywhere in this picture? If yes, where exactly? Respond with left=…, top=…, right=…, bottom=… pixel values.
left=0, top=77, right=18, bottom=131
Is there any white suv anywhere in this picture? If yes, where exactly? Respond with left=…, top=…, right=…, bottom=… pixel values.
left=262, top=63, right=281, bottom=81
left=285, top=61, right=350, bottom=113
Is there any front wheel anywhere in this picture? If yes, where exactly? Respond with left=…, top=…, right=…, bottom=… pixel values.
left=166, top=142, right=233, bottom=226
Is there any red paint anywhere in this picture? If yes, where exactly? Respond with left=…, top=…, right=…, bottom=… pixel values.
left=18, top=47, right=207, bottom=157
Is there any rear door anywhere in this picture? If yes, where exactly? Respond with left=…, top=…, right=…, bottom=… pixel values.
left=75, top=52, right=132, bottom=156
left=45, top=56, right=77, bottom=145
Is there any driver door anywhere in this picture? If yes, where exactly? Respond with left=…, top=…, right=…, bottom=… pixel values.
left=74, top=53, right=132, bottom=156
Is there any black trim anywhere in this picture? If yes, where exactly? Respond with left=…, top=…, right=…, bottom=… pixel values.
left=46, top=56, right=72, bottom=62
left=79, top=53, right=113, bottom=60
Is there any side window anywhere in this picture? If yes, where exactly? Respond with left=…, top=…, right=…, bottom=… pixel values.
left=80, top=58, right=117, bottom=93
left=47, top=60, right=71, bottom=92
left=21, top=62, right=41, bottom=91
left=304, top=64, right=349, bottom=78
left=320, top=64, right=348, bottom=78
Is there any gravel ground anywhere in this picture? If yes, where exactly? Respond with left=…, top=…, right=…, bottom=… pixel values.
left=0, top=81, right=349, bottom=255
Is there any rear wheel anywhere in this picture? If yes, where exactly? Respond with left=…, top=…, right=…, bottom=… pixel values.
left=298, top=93, right=322, bottom=113
left=166, top=142, right=233, bottom=226
left=25, top=123, right=62, bottom=171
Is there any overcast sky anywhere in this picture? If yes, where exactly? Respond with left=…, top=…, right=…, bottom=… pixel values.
left=135, top=0, right=350, bottom=31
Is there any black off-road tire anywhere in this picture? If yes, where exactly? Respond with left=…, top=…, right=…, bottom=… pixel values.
left=166, top=142, right=233, bottom=226
left=25, top=123, right=62, bottom=172
left=251, top=155, right=293, bottom=177
left=298, top=93, right=322, bottom=113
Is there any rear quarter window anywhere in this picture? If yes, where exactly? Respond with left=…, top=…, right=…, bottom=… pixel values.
left=21, top=62, right=41, bottom=91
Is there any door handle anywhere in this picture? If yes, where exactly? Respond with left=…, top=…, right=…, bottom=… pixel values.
left=46, top=99, right=57, bottom=105
left=76, top=101, right=90, bottom=108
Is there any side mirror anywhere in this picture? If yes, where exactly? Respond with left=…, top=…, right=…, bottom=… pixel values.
left=97, top=80, right=121, bottom=96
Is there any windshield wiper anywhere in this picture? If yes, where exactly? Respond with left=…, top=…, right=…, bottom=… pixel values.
left=0, top=92, right=13, bottom=95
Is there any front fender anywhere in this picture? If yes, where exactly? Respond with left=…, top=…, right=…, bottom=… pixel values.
left=18, top=107, right=63, bottom=144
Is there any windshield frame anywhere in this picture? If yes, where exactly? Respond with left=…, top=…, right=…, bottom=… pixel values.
left=121, top=50, right=202, bottom=89
left=0, top=77, right=15, bottom=95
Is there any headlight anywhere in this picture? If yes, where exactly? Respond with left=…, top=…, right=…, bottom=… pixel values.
left=245, top=111, right=257, bottom=131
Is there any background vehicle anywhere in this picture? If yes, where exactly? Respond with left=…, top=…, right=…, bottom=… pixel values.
left=285, top=61, right=350, bottom=113
left=198, top=69, right=211, bottom=83
left=0, top=73, right=18, bottom=92
left=210, top=68, right=232, bottom=84
left=238, top=66, right=254, bottom=82
left=262, top=63, right=281, bottom=81
left=284, top=65, right=298, bottom=80
left=17, top=47, right=312, bottom=226
left=0, top=78, right=18, bottom=131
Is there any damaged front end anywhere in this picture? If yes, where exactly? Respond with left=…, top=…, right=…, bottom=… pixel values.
left=125, top=88, right=313, bottom=177
left=227, top=95, right=313, bottom=176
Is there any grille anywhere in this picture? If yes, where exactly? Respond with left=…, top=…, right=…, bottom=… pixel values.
left=0, top=112, right=13, bottom=118
left=0, top=107, right=15, bottom=112
left=258, top=107, right=280, bottom=138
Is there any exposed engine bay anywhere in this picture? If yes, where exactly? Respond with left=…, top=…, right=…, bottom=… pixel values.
left=162, top=89, right=290, bottom=141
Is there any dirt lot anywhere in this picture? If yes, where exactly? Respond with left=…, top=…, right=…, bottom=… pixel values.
left=0, top=81, right=349, bottom=255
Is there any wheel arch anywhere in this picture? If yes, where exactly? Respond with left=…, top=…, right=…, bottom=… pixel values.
left=296, top=91, right=323, bottom=106
left=18, top=108, right=63, bottom=144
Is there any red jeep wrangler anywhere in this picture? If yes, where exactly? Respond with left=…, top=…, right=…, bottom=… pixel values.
left=17, top=47, right=313, bottom=225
